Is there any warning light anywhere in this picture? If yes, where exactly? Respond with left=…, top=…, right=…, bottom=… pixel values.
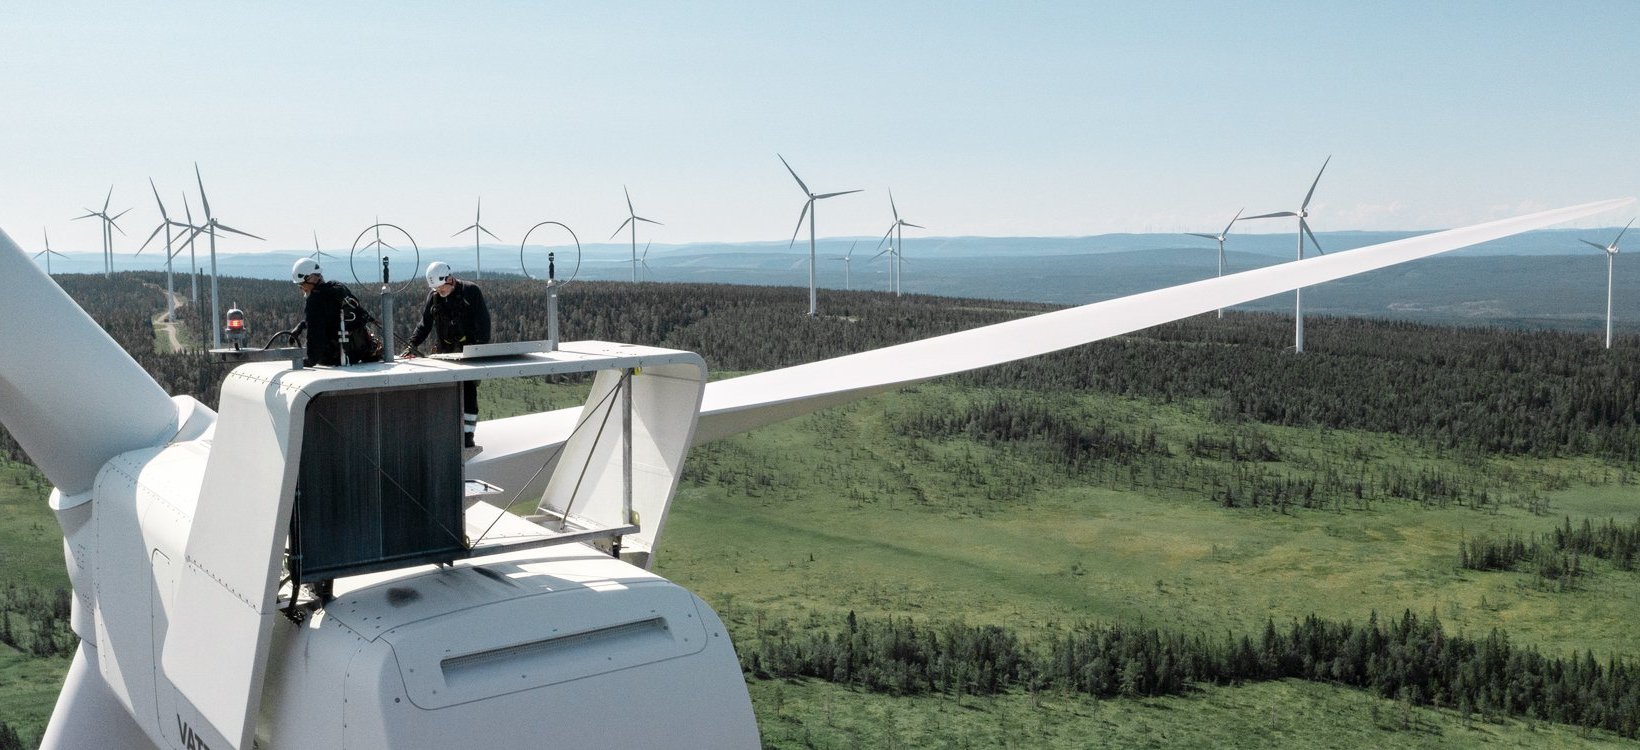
left=223, top=308, right=249, bottom=350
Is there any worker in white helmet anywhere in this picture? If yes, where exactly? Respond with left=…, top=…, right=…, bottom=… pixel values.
left=290, top=258, right=381, bottom=366
left=403, top=261, right=491, bottom=448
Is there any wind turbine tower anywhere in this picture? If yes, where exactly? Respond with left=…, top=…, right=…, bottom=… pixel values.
left=610, top=187, right=662, bottom=283
left=1580, top=218, right=1634, bottom=349
left=72, top=186, right=129, bottom=278
left=779, top=154, right=860, bottom=315
left=1243, top=156, right=1330, bottom=352
left=1186, top=208, right=1244, bottom=319
left=185, top=164, right=264, bottom=348
left=452, top=197, right=501, bottom=280
left=32, top=228, right=66, bottom=274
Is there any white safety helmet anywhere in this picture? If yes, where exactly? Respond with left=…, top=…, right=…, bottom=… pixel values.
left=292, top=257, right=321, bottom=284
left=426, top=261, right=454, bottom=290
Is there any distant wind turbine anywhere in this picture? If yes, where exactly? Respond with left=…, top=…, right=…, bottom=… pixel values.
left=870, top=189, right=923, bottom=297
left=1242, top=156, right=1330, bottom=352
left=631, top=241, right=653, bottom=281
left=72, top=186, right=130, bottom=278
left=610, top=187, right=662, bottom=283
left=179, top=164, right=263, bottom=348
left=138, top=178, right=194, bottom=324
left=452, top=197, right=501, bottom=280
left=1580, top=218, right=1635, bottom=349
left=310, top=231, right=337, bottom=263
left=1186, top=208, right=1244, bottom=319
left=173, top=194, right=205, bottom=306
left=829, top=241, right=858, bottom=290
left=32, top=228, right=66, bottom=275
left=779, top=154, right=861, bottom=315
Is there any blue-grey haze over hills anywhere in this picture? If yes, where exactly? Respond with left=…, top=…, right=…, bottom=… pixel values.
left=43, top=228, right=1640, bottom=335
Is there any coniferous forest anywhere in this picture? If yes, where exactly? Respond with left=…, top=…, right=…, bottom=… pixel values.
left=4, top=271, right=1640, bottom=747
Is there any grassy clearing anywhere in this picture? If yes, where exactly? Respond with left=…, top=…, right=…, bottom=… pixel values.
left=658, top=384, right=1640, bottom=660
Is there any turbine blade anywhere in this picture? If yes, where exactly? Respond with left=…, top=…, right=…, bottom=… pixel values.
left=479, top=225, right=503, bottom=242
left=138, top=223, right=167, bottom=254
left=610, top=217, right=634, bottom=240
left=1223, top=208, right=1244, bottom=236
left=1612, top=218, right=1636, bottom=248
left=1302, top=155, right=1331, bottom=211
left=1581, top=239, right=1609, bottom=251
left=72, top=212, right=98, bottom=221
left=815, top=189, right=861, bottom=200
left=453, top=223, right=479, bottom=237
left=624, top=185, right=635, bottom=216
left=1241, top=211, right=1296, bottom=221
left=1185, top=233, right=1220, bottom=240
left=101, top=185, right=112, bottom=213
left=148, top=177, right=170, bottom=220
left=194, top=163, right=212, bottom=219
left=1301, top=220, right=1324, bottom=255
left=777, top=154, right=811, bottom=196
left=902, top=222, right=925, bottom=229
left=789, top=201, right=811, bottom=247
left=889, top=189, right=900, bottom=222
left=212, top=222, right=265, bottom=241
left=636, top=216, right=664, bottom=226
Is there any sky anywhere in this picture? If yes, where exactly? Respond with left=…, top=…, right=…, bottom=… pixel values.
left=2, top=1, right=1638, bottom=259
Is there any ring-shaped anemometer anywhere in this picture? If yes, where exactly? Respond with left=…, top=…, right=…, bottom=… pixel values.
left=520, top=221, right=582, bottom=285
left=349, top=223, right=421, bottom=295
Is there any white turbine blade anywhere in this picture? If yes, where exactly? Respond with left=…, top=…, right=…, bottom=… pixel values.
left=871, top=224, right=895, bottom=255
left=479, top=225, right=503, bottom=242
left=1302, top=155, right=1331, bottom=211
left=889, top=189, right=900, bottom=223
left=101, top=185, right=112, bottom=213
left=453, top=223, right=479, bottom=237
left=788, top=201, right=811, bottom=247
left=624, top=185, right=635, bottom=216
left=138, top=223, right=167, bottom=254
left=1223, top=208, right=1244, bottom=236
left=0, top=227, right=180, bottom=494
left=72, top=212, right=98, bottom=221
left=609, top=216, right=635, bottom=240
left=1580, top=239, right=1609, bottom=251
left=212, top=222, right=264, bottom=241
left=815, top=189, right=861, bottom=200
left=688, top=197, right=1631, bottom=442
left=109, top=209, right=130, bottom=234
left=1612, top=218, right=1636, bottom=248
left=642, top=241, right=651, bottom=261
left=149, top=177, right=170, bottom=220
left=635, top=215, right=664, bottom=226
left=846, top=240, right=857, bottom=260
left=902, top=221, right=925, bottom=230
left=465, top=198, right=1636, bottom=488
left=1302, top=220, right=1324, bottom=255
left=777, top=154, right=811, bottom=195
left=1242, top=210, right=1296, bottom=221
left=1185, top=233, right=1220, bottom=240
left=194, top=163, right=212, bottom=219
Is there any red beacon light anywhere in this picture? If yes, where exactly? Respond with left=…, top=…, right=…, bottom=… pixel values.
left=223, top=307, right=249, bottom=350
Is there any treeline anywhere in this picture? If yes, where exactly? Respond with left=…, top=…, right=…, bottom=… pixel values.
left=1461, top=517, right=1640, bottom=588
left=35, top=272, right=1640, bottom=466
left=0, top=584, right=73, bottom=658
left=881, top=394, right=1558, bottom=514
left=749, top=609, right=1640, bottom=737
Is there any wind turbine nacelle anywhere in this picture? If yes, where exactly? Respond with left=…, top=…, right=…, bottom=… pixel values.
left=56, top=344, right=759, bottom=750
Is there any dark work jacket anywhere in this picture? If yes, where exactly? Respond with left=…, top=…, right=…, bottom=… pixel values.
left=303, top=280, right=376, bottom=366
left=409, top=281, right=491, bottom=354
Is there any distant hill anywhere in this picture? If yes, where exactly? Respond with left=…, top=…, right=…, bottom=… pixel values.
left=34, top=227, right=1640, bottom=334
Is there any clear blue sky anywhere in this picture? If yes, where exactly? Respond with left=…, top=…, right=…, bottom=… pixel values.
left=2, top=1, right=1636, bottom=256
